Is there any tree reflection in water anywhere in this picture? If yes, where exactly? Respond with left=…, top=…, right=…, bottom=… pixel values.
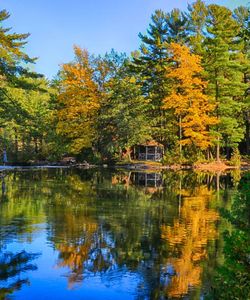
left=0, top=251, right=40, bottom=300
left=54, top=220, right=113, bottom=289
left=0, top=172, right=42, bottom=300
left=47, top=170, right=223, bottom=299
left=0, top=169, right=236, bottom=299
left=161, top=185, right=219, bottom=298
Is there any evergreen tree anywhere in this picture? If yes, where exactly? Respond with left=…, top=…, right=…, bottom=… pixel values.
left=165, top=8, right=189, bottom=44
left=0, top=9, right=45, bottom=161
left=3, top=77, right=56, bottom=161
left=97, top=70, right=151, bottom=162
left=188, top=0, right=208, bottom=55
left=204, top=4, right=247, bottom=160
left=233, top=6, right=250, bottom=154
left=131, top=10, right=176, bottom=146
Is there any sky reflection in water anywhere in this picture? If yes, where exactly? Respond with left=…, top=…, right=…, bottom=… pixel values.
left=0, top=169, right=235, bottom=299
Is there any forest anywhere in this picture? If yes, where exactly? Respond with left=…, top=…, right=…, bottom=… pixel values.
left=0, top=0, right=249, bottom=165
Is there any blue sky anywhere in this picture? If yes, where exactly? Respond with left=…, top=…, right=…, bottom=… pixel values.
left=1, top=0, right=248, bottom=78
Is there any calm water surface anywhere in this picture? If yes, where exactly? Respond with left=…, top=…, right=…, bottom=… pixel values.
left=0, top=169, right=239, bottom=299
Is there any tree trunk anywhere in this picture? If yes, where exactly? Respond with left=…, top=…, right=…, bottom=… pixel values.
left=207, top=148, right=210, bottom=160
left=179, top=116, right=182, bottom=160
left=216, top=137, right=220, bottom=162
left=215, top=74, right=220, bottom=162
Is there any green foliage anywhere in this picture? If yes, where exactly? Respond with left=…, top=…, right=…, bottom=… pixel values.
left=0, top=9, right=57, bottom=163
left=1, top=3, right=250, bottom=165
left=162, top=148, right=182, bottom=165
left=188, top=0, right=208, bottom=55
left=130, top=10, right=176, bottom=145
left=97, top=72, right=151, bottom=162
left=204, top=5, right=247, bottom=151
left=209, top=174, right=250, bottom=299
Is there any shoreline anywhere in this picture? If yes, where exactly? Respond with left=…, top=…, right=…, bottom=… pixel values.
left=0, top=160, right=250, bottom=172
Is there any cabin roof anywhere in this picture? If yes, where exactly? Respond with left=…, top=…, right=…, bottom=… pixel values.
left=139, top=140, right=163, bottom=147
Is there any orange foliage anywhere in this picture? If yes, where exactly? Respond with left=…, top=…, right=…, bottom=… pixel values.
left=163, top=43, right=218, bottom=150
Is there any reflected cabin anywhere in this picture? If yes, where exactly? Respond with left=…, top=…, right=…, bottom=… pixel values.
left=134, top=141, right=164, bottom=161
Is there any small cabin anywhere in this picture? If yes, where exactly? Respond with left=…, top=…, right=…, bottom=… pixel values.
left=134, top=141, right=164, bottom=161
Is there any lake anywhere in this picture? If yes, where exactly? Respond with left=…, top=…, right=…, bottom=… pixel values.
left=0, top=168, right=244, bottom=299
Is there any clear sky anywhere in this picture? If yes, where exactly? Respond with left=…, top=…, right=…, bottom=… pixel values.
left=1, top=0, right=248, bottom=78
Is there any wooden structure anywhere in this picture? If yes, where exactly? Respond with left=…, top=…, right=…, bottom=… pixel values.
left=135, top=141, right=163, bottom=161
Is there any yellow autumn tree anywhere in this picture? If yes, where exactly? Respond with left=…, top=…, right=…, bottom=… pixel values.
left=57, top=46, right=100, bottom=153
left=163, top=43, right=218, bottom=151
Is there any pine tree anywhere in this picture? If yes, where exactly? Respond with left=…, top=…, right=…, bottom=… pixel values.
left=4, top=77, right=57, bottom=161
left=131, top=10, right=176, bottom=146
left=188, top=0, right=208, bottom=55
left=0, top=9, right=38, bottom=91
left=233, top=6, right=250, bottom=154
left=0, top=9, right=44, bottom=161
left=204, top=4, right=247, bottom=160
left=165, top=8, right=189, bottom=44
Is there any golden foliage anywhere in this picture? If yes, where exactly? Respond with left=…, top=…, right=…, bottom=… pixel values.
left=55, top=219, right=98, bottom=289
left=57, top=46, right=100, bottom=153
left=163, top=43, right=218, bottom=150
left=161, top=185, right=219, bottom=298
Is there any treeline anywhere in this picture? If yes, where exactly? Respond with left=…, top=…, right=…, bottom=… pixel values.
left=0, top=1, right=249, bottom=164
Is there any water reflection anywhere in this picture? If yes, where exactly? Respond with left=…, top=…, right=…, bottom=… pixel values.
left=0, top=251, right=40, bottom=300
left=161, top=186, right=219, bottom=298
left=0, top=169, right=237, bottom=299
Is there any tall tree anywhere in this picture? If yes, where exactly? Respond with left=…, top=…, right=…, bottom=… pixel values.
left=131, top=10, right=174, bottom=146
left=57, top=46, right=100, bottom=154
left=163, top=43, right=217, bottom=156
left=204, top=4, right=247, bottom=160
left=233, top=6, right=250, bottom=154
left=0, top=9, right=36, bottom=84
